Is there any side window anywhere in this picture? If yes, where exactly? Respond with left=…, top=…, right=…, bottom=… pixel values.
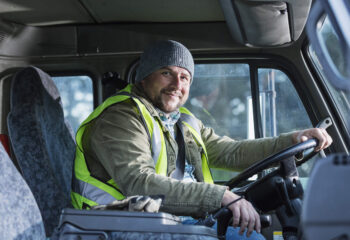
left=186, top=64, right=251, bottom=139
left=52, top=76, right=93, bottom=133
left=258, top=69, right=313, bottom=185
left=186, top=63, right=251, bottom=181
left=258, top=69, right=312, bottom=137
left=185, top=64, right=312, bottom=182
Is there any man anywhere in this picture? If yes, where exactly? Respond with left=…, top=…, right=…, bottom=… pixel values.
left=71, top=40, right=332, bottom=238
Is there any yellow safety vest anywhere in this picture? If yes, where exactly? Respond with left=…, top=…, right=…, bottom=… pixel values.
left=71, top=84, right=213, bottom=209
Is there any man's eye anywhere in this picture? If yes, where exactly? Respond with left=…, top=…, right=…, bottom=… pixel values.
left=181, top=76, right=190, bottom=82
left=162, top=71, right=170, bottom=76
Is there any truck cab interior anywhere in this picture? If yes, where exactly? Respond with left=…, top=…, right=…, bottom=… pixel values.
left=0, top=0, right=349, bottom=239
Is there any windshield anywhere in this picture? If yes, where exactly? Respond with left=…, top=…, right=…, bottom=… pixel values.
left=308, top=16, right=350, bottom=133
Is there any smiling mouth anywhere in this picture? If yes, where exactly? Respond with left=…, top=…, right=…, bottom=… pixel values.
left=163, top=91, right=181, bottom=98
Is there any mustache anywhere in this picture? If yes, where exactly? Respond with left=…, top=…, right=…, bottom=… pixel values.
left=161, top=87, right=182, bottom=97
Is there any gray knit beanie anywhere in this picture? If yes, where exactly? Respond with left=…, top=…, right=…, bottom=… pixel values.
left=135, top=40, right=194, bottom=83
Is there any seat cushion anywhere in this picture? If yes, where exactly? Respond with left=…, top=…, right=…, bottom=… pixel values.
left=0, top=143, right=46, bottom=240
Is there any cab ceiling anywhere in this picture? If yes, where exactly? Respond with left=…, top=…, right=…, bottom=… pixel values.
left=0, top=0, right=225, bottom=26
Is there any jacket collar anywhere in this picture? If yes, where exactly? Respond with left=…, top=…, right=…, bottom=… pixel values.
left=131, top=83, right=159, bottom=118
left=131, top=84, right=181, bottom=137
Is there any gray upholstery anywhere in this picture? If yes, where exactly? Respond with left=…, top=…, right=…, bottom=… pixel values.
left=52, top=224, right=218, bottom=240
left=0, top=143, right=46, bottom=240
left=52, top=224, right=217, bottom=240
left=7, top=66, right=75, bottom=236
left=301, top=154, right=350, bottom=239
left=51, top=210, right=218, bottom=240
left=109, top=232, right=217, bottom=239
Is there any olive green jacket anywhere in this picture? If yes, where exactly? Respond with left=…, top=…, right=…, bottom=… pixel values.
left=82, top=84, right=294, bottom=217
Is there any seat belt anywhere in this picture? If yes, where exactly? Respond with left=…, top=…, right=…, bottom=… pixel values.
left=170, top=121, right=186, bottom=180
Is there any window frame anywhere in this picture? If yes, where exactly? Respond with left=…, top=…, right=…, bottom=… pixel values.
left=48, top=70, right=97, bottom=133
left=302, top=40, right=350, bottom=152
left=189, top=56, right=320, bottom=183
left=48, top=70, right=99, bottom=109
left=191, top=55, right=317, bottom=140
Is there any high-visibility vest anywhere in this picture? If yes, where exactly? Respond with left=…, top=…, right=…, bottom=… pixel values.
left=71, top=84, right=213, bottom=209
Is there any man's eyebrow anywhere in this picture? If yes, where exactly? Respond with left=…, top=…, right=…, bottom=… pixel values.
left=160, top=67, right=172, bottom=71
left=160, top=67, right=190, bottom=77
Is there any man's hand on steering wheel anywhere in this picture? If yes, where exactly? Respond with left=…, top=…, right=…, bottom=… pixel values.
left=217, top=126, right=332, bottom=237
left=221, top=190, right=261, bottom=237
left=292, top=128, right=332, bottom=152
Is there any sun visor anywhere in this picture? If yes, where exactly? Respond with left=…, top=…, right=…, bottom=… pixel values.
left=219, top=0, right=312, bottom=47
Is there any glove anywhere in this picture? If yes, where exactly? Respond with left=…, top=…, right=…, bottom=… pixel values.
left=91, top=195, right=163, bottom=213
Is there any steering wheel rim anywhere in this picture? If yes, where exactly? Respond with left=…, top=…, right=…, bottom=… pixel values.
left=225, top=138, right=319, bottom=189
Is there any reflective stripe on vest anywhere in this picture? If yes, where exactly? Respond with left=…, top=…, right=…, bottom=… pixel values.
left=72, top=175, right=117, bottom=205
left=72, top=84, right=167, bottom=209
left=179, top=108, right=214, bottom=184
left=71, top=84, right=213, bottom=209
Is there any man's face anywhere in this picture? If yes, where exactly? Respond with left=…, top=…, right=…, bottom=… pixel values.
left=141, top=66, right=191, bottom=113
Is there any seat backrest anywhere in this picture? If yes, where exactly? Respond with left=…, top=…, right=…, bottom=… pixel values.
left=0, top=142, right=46, bottom=240
left=7, top=66, right=75, bottom=236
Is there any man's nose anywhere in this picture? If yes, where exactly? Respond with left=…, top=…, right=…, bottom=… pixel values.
left=171, top=75, right=182, bottom=88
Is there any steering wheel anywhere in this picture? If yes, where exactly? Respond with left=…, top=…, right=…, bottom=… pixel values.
left=212, top=118, right=332, bottom=239
left=212, top=139, right=319, bottom=239
left=225, top=117, right=332, bottom=190
left=225, top=138, right=318, bottom=189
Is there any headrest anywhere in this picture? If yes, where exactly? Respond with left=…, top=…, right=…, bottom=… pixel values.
left=10, top=66, right=62, bottom=109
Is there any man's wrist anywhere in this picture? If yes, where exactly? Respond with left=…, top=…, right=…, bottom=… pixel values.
left=221, top=190, right=240, bottom=207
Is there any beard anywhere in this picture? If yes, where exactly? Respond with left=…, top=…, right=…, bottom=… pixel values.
left=152, top=87, right=187, bottom=113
